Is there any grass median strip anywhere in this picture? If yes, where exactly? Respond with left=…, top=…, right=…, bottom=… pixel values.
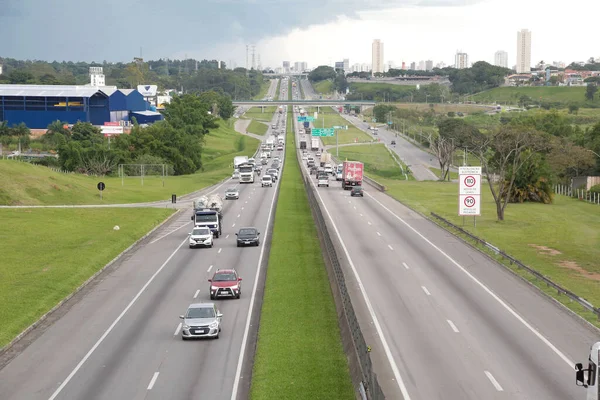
left=0, top=207, right=175, bottom=348
left=250, top=111, right=354, bottom=399
left=247, top=120, right=269, bottom=135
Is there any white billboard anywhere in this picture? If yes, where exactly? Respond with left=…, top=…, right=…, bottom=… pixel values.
left=101, top=126, right=124, bottom=134
left=137, top=85, right=158, bottom=97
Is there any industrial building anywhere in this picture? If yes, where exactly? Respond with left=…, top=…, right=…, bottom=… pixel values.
left=0, top=84, right=163, bottom=129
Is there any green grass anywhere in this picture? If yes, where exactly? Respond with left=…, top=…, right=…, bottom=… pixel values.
left=275, top=79, right=281, bottom=100
left=0, top=121, right=259, bottom=205
left=336, top=144, right=411, bottom=180
left=377, top=179, right=600, bottom=328
left=0, top=207, right=175, bottom=348
left=250, top=110, right=354, bottom=399
left=472, top=86, right=589, bottom=105
left=298, top=79, right=305, bottom=99
left=313, top=80, right=333, bottom=94
left=243, top=107, right=277, bottom=122
left=247, top=120, right=269, bottom=135
left=308, top=109, right=372, bottom=145
left=428, top=167, right=459, bottom=181
left=254, top=80, right=272, bottom=100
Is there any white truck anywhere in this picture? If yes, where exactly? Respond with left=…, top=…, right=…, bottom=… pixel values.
left=238, top=162, right=255, bottom=183
left=233, top=156, right=249, bottom=170
left=576, top=342, right=600, bottom=399
left=266, top=137, right=275, bottom=150
left=191, top=194, right=224, bottom=238
left=311, top=137, right=320, bottom=151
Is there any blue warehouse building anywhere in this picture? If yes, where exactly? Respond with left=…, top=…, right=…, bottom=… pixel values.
left=0, top=84, right=163, bottom=129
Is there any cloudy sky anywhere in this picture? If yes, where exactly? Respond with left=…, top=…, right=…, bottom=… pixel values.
left=1, top=0, right=598, bottom=68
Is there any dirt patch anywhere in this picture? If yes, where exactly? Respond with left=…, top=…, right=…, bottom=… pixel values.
left=528, top=244, right=562, bottom=256
left=559, top=260, right=600, bottom=281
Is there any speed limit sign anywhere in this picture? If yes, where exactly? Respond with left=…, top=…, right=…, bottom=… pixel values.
left=459, top=166, right=481, bottom=216
left=459, top=194, right=480, bottom=215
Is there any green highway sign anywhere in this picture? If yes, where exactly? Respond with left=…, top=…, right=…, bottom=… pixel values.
left=333, top=125, right=348, bottom=130
left=311, top=128, right=335, bottom=137
left=297, top=116, right=315, bottom=122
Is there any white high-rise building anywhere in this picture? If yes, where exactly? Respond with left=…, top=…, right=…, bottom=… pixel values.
left=294, top=61, right=307, bottom=72
left=89, top=67, right=105, bottom=86
left=0, top=64, right=3, bottom=75
left=343, top=59, right=350, bottom=73
left=455, top=52, right=469, bottom=69
left=372, top=39, right=384, bottom=74
left=516, top=29, right=532, bottom=73
left=494, top=51, right=508, bottom=68
left=425, top=60, right=434, bottom=71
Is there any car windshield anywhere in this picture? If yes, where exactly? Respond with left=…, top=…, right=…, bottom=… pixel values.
left=213, top=273, right=237, bottom=282
left=186, top=307, right=215, bottom=319
left=262, top=176, right=271, bottom=181
left=195, top=214, right=217, bottom=222
left=239, top=228, right=256, bottom=236
left=192, top=228, right=210, bottom=235
left=353, top=187, right=363, bottom=191
left=226, top=187, right=237, bottom=192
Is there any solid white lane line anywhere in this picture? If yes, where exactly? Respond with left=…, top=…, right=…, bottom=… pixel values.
left=232, top=223, right=236, bottom=227
left=245, top=201, right=248, bottom=204
left=174, top=323, right=182, bottom=336
left=241, top=207, right=244, bottom=210
left=305, top=170, right=412, bottom=400
left=402, top=262, right=410, bottom=270
left=147, top=372, right=160, bottom=390
left=231, top=158, right=281, bottom=400
left=237, top=214, right=240, bottom=218
left=447, top=320, right=460, bottom=333
left=376, top=232, right=381, bottom=236
left=218, top=248, right=222, bottom=254
left=193, top=289, right=200, bottom=299
left=208, top=265, right=213, bottom=273
left=484, top=371, right=504, bottom=391
left=388, top=245, right=394, bottom=250
left=365, top=192, right=575, bottom=368
left=150, top=221, right=189, bottom=244
left=421, top=286, right=431, bottom=296
left=48, top=237, right=188, bottom=400
left=226, top=234, right=230, bottom=239
left=360, top=213, right=363, bottom=217
left=353, top=206, right=357, bottom=210
left=367, top=221, right=372, bottom=225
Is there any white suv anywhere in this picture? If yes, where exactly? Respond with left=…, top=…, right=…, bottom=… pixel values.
left=317, top=174, right=329, bottom=187
left=261, top=175, right=273, bottom=187
left=189, top=227, right=214, bottom=248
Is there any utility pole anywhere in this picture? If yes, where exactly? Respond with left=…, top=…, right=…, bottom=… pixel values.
left=246, top=45, right=249, bottom=71
left=251, top=45, right=256, bottom=70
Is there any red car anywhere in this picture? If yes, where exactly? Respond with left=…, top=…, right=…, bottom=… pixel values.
left=208, top=269, right=242, bottom=299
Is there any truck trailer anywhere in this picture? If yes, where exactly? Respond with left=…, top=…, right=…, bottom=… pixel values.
left=342, top=161, right=364, bottom=190
left=300, top=139, right=307, bottom=150
left=233, top=156, right=249, bottom=170
left=191, top=194, right=224, bottom=237
left=311, top=138, right=320, bottom=151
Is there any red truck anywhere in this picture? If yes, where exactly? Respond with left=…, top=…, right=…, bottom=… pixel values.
left=342, top=161, right=363, bottom=190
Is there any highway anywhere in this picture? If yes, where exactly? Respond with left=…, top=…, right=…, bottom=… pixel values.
left=0, top=103, right=287, bottom=400
left=293, top=96, right=598, bottom=399
left=234, top=78, right=279, bottom=118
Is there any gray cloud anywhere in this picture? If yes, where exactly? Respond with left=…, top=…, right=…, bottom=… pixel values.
left=0, top=0, right=483, bottom=62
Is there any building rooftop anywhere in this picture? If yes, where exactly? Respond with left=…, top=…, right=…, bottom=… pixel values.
left=131, top=110, right=161, bottom=116
left=0, top=84, right=117, bottom=98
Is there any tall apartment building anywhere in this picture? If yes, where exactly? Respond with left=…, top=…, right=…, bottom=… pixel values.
left=282, top=61, right=290, bottom=73
left=494, top=51, right=508, bottom=68
left=516, top=29, right=531, bottom=73
left=455, top=52, right=469, bottom=69
left=410, top=62, right=416, bottom=70
left=418, top=60, right=425, bottom=70
left=343, top=59, right=350, bottom=73
left=372, top=39, right=384, bottom=74
left=425, top=60, right=434, bottom=71
left=294, top=61, right=307, bottom=72
left=401, top=61, right=406, bottom=70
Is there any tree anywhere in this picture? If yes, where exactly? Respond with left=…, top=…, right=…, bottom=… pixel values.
left=547, top=138, right=596, bottom=182
left=585, top=83, right=598, bottom=101
left=433, top=119, right=482, bottom=181
left=71, top=122, right=102, bottom=143
left=161, top=94, right=217, bottom=134
left=468, top=125, right=549, bottom=221
left=308, top=66, right=336, bottom=82
left=568, top=104, right=580, bottom=114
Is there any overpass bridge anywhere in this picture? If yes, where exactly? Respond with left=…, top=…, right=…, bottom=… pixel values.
left=233, top=100, right=375, bottom=112
left=263, top=72, right=308, bottom=78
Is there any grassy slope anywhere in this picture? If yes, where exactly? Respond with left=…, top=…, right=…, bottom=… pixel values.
left=250, top=111, right=354, bottom=399
left=313, top=80, right=333, bottom=94
left=0, top=207, right=174, bottom=347
left=254, top=80, right=272, bottom=100
left=472, top=86, right=588, bottom=104
left=0, top=120, right=259, bottom=205
left=350, top=82, right=417, bottom=94
left=247, top=120, right=268, bottom=135
left=307, top=108, right=372, bottom=145
left=373, top=178, right=600, bottom=327
left=243, top=107, right=277, bottom=122
left=336, top=144, right=410, bottom=180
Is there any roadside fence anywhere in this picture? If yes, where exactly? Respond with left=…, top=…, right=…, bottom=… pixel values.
left=430, top=212, right=600, bottom=320
left=303, top=172, right=385, bottom=400
left=554, top=184, right=600, bottom=206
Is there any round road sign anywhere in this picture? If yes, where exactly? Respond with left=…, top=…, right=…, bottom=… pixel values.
left=97, top=182, right=106, bottom=191
left=463, top=175, right=476, bottom=188
left=463, top=196, right=476, bottom=208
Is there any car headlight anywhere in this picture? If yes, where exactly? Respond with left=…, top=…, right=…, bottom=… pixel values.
left=183, top=324, right=190, bottom=330
left=230, top=285, right=238, bottom=290
left=211, top=286, right=218, bottom=290
left=209, top=321, right=219, bottom=329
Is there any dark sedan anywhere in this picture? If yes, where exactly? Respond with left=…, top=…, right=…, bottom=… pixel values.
left=236, top=227, right=260, bottom=247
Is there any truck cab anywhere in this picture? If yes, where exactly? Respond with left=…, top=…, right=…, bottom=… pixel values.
left=193, top=209, right=222, bottom=238
left=576, top=342, right=600, bottom=399
left=238, top=162, right=255, bottom=184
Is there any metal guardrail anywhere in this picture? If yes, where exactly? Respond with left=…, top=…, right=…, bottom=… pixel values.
left=430, top=212, right=600, bottom=320
left=303, top=175, right=386, bottom=399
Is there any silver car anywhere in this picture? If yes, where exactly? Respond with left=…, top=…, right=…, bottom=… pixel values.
left=180, top=303, right=222, bottom=340
left=225, top=186, right=240, bottom=200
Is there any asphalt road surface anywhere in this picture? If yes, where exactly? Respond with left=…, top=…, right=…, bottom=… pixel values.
left=0, top=114, right=285, bottom=400
left=293, top=109, right=598, bottom=399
